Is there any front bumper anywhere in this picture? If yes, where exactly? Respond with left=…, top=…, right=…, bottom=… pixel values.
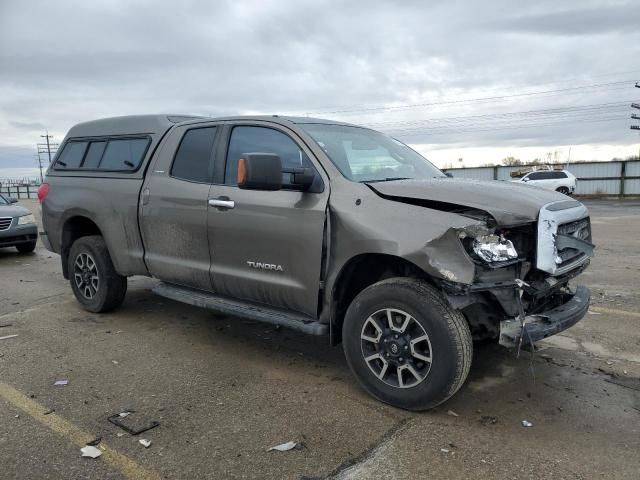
left=0, top=223, right=38, bottom=248
left=499, top=285, right=590, bottom=348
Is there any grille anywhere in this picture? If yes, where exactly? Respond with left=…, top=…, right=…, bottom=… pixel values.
left=0, top=217, right=12, bottom=231
left=556, top=217, right=592, bottom=266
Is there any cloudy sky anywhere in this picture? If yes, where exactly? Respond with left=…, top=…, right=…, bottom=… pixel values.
left=1, top=0, right=639, bottom=174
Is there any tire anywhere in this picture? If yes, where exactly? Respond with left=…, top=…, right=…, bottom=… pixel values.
left=556, top=187, right=570, bottom=195
left=342, top=278, right=472, bottom=411
left=68, top=235, right=127, bottom=313
left=16, top=241, right=36, bottom=253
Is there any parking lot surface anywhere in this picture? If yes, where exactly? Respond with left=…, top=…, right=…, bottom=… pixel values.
left=1, top=199, right=639, bottom=479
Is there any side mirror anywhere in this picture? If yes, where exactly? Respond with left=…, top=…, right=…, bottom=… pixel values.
left=283, top=166, right=315, bottom=191
left=445, top=172, right=453, bottom=178
left=237, top=153, right=282, bottom=191
left=8, top=197, right=18, bottom=204
left=522, top=177, right=529, bottom=182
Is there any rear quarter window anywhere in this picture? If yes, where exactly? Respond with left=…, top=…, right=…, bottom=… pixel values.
left=56, top=141, right=88, bottom=169
left=99, top=138, right=149, bottom=170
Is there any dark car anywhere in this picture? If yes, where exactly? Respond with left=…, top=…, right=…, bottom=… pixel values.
left=0, top=193, right=38, bottom=253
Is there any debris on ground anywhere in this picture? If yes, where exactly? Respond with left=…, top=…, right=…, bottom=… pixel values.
left=440, top=448, right=450, bottom=453
left=447, top=410, right=459, bottom=417
left=268, top=441, right=300, bottom=452
left=53, top=380, right=68, bottom=386
left=112, top=360, right=119, bottom=365
left=0, top=323, right=13, bottom=328
left=86, top=437, right=102, bottom=446
left=480, top=415, right=498, bottom=426
left=139, top=439, right=152, bottom=448
left=80, top=445, right=102, bottom=458
left=108, top=411, right=160, bottom=435
left=0, top=334, right=18, bottom=340
left=43, top=408, right=55, bottom=415
left=522, top=420, right=534, bottom=427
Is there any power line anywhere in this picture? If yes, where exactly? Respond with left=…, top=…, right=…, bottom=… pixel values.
left=301, top=80, right=636, bottom=116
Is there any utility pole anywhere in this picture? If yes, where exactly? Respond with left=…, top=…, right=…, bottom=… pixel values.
left=35, top=152, right=44, bottom=183
left=632, top=82, right=640, bottom=132
left=39, top=132, right=56, bottom=163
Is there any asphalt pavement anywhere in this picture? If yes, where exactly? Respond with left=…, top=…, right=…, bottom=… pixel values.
left=0, top=199, right=638, bottom=479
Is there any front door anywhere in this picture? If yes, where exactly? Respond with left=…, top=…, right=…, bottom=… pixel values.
left=141, top=124, right=220, bottom=290
left=207, top=123, right=329, bottom=317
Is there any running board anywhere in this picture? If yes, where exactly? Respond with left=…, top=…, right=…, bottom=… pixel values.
left=152, top=282, right=328, bottom=336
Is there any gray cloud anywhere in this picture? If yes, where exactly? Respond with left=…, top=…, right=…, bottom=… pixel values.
left=0, top=0, right=638, bottom=168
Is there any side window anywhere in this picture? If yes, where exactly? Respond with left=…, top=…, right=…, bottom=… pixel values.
left=171, top=127, right=217, bottom=183
left=99, top=138, right=149, bottom=170
left=552, top=171, right=567, bottom=179
left=82, top=141, right=106, bottom=169
left=225, top=126, right=313, bottom=187
left=55, top=142, right=88, bottom=169
left=528, top=172, right=543, bottom=180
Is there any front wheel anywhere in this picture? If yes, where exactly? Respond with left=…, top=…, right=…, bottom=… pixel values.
left=342, top=278, right=472, bottom=411
left=16, top=241, right=36, bottom=253
left=68, top=235, right=127, bottom=313
left=556, top=186, right=570, bottom=195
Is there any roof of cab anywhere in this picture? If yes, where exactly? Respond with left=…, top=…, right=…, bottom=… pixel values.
left=65, top=114, right=359, bottom=139
left=66, top=114, right=205, bottom=138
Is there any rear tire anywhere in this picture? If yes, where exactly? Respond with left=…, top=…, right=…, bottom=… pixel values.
left=556, top=186, right=570, bottom=195
left=16, top=241, right=36, bottom=253
left=342, top=278, right=472, bottom=411
left=68, top=235, right=127, bottom=313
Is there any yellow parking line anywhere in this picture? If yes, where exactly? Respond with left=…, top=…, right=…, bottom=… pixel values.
left=589, top=306, right=640, bottom=318
left=0, top=382, right=160, bottom=480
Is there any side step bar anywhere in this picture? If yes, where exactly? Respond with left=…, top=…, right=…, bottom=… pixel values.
left=152, top=282, right=328, bottom=336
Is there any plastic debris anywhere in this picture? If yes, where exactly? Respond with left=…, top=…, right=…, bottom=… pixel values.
left=0, top=334, right=18, bottom=341
left=80, top=445, right=102, bottom=458
left=447, top=410, right=459, bottom=417
left=139, top=439, right=152, bottom=448
left=53, top=380, right=68, bottom=386
left=440, top=448, right=450, bottom=453
left=108, top=411, right=160, bottom=435
left=118, top=411, right=132, bottom=418
left=268, top=441, right=298, bottom=452
left=112, top=360, right=119, bottom=365
left=522, top=420, right=533, bottom=427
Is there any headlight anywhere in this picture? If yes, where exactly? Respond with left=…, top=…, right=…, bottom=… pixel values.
left=17, top=214, right=35, bottom=225
left=472, top=234, right=518, bottom=263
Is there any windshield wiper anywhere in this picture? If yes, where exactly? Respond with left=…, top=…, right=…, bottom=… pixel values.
left=363, top=177, right=412, bottom=183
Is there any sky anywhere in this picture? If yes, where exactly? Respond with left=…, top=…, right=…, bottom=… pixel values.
left=1, top=0, right=639, bottom=176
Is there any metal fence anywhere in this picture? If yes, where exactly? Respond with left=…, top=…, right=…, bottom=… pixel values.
left=0, top=184, right=40, bottom=199
left=443, top=160, right=640, bottom=197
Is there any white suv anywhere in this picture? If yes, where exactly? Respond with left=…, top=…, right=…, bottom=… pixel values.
left=513, top=170, right=577, bottom=195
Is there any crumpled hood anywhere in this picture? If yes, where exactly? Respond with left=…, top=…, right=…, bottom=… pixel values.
left=368, top=177, right=575, bottom=225
left=0, top=205, right=31, bottom=218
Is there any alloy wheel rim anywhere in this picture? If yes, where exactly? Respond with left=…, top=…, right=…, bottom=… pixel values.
left=74, top=252, right=99, bottom=299
left=360, top=308, right=433, bottom=389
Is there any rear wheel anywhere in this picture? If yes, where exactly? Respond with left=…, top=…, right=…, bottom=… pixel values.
left=556, top=186, right=570, bottom=195
left=16, top=241, right=36, bottom=253
left=342, top=278, right=472, bottom=411
left=68, top=235, right=127, bottom=313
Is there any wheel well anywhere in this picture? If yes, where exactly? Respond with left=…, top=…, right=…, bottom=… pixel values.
left=330, top=254, right=433, bottom=345
left=61, top=216, right=102, bottom=279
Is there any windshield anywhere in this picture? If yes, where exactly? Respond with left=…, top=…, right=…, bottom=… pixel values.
left=0, top=194, right=8, bottom=205
left=301, top=124, right=444, bottom=182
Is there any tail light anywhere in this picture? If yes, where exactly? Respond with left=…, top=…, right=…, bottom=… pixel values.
left=37, top=182, right=49, bottom=203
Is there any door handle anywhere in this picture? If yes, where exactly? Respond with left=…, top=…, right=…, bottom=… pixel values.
left=208, top=198, right=235, bottom=209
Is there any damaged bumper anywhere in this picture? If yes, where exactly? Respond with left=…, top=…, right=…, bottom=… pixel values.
left=499, top=285, right=590, bottom=348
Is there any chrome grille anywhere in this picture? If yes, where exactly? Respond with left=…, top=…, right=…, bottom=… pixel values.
left=537, top=201, right=591, bottom=275
left=0, top=217, right=12, bottom=231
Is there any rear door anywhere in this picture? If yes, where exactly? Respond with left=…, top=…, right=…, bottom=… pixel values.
left=206, top=122, right=329, bottom=317
left=140, top=123, right=220, bottom=290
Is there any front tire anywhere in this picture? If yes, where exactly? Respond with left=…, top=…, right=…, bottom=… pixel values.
left=16, top=241, right=36, bottom=253
left=342, top=278, right=472, bottom=411
left=556, top=186, right=570, bottom=195
left=68, top=235, right=127, bottom=313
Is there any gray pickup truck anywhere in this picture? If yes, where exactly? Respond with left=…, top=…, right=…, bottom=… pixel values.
left=40, top=115, right=594, bottom=410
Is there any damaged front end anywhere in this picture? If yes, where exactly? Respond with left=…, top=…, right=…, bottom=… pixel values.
left=437, top=200, right=594, bottom=349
